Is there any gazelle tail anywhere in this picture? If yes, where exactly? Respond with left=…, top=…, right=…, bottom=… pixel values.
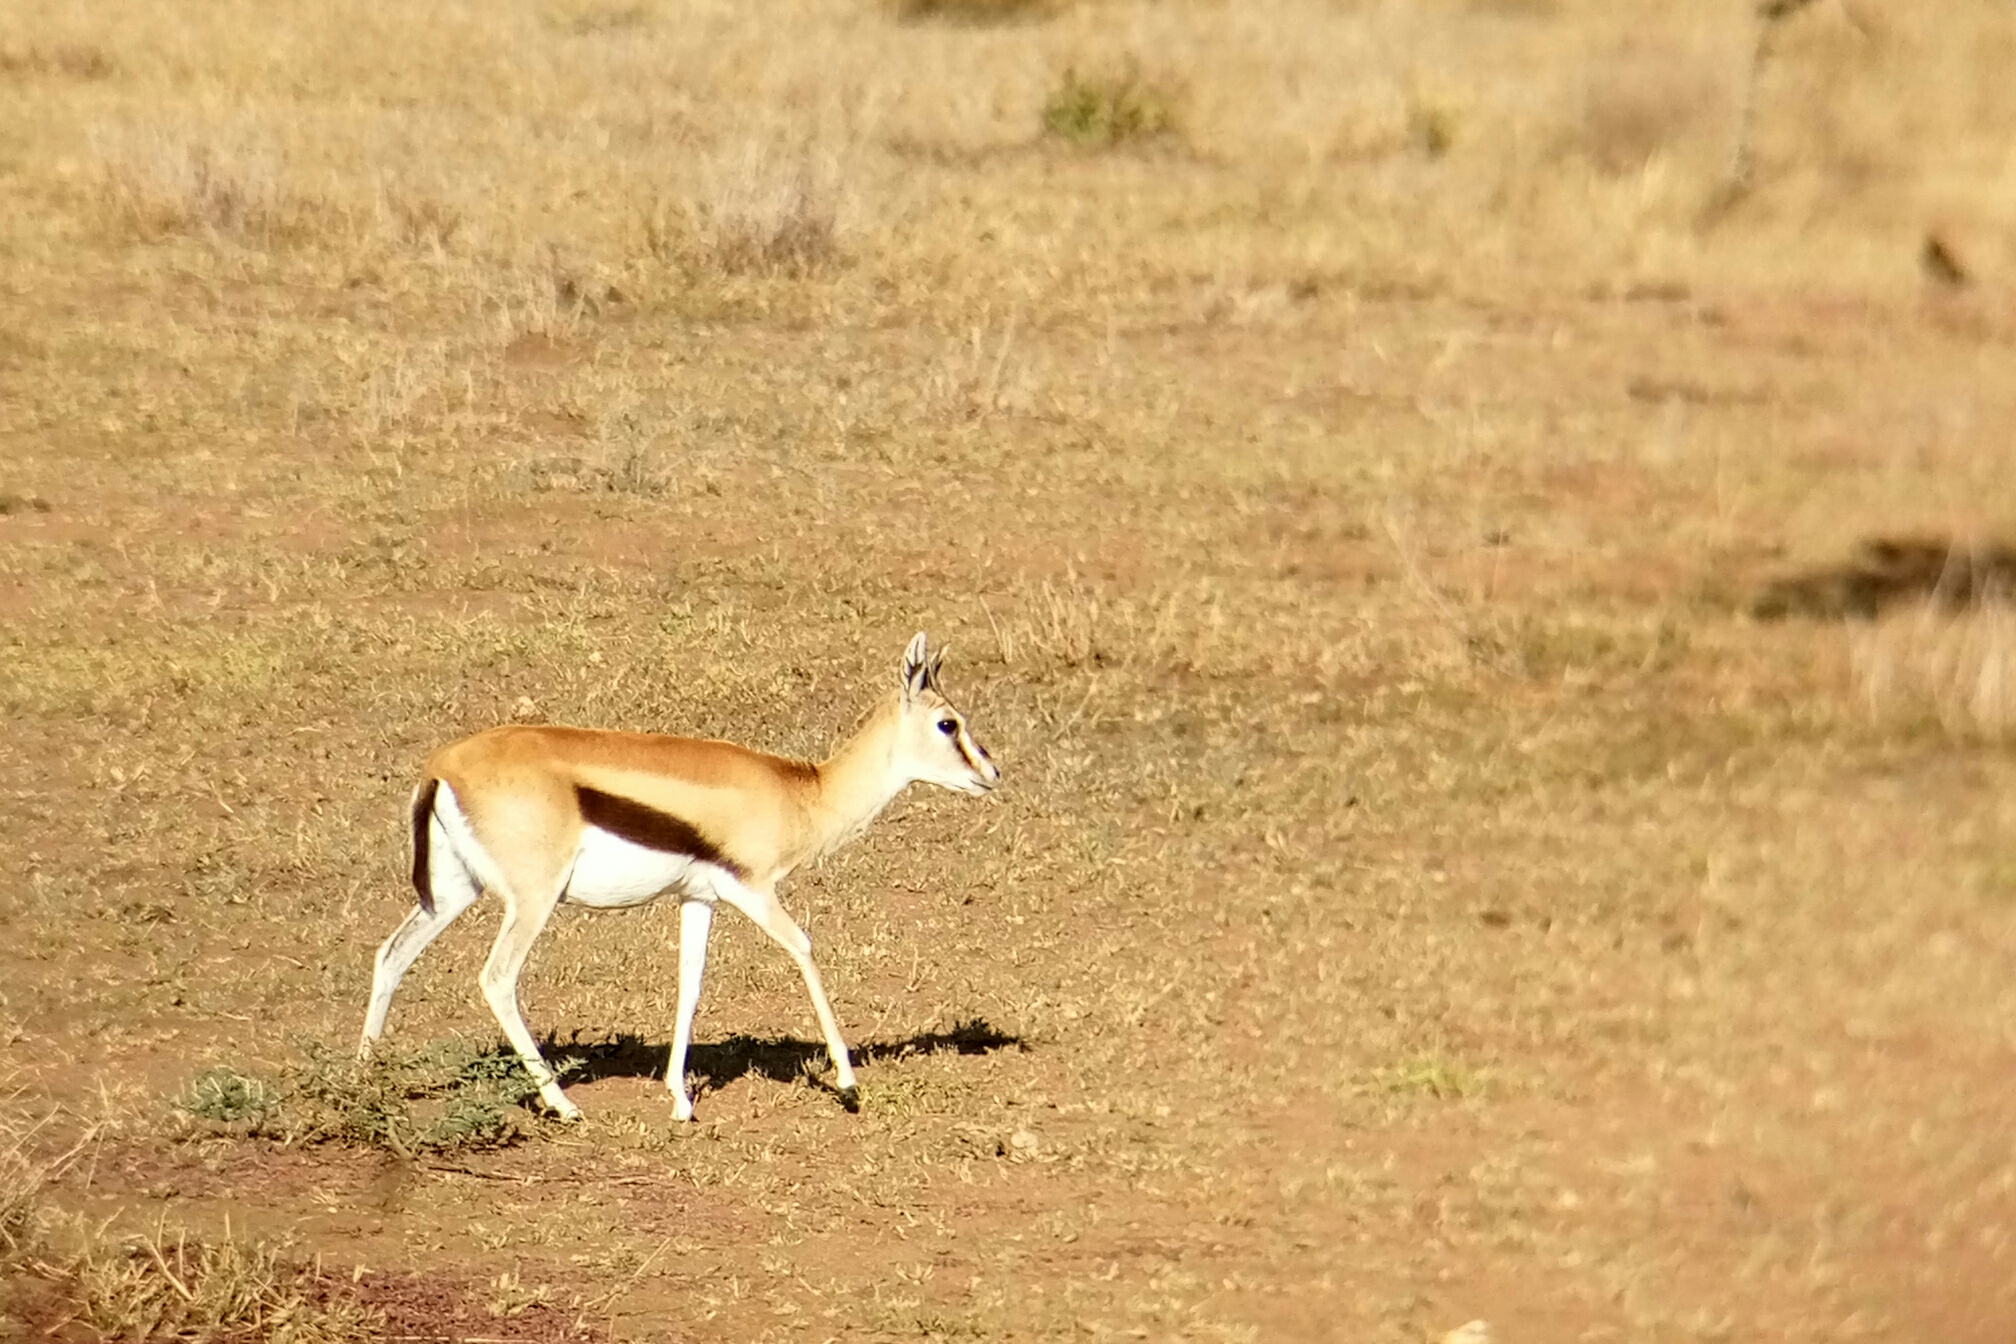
left=410, top=778, right=441, bottom=913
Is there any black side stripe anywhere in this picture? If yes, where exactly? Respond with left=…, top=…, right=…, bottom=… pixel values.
left=410, top=777, right=441, bottom=914
left=576, top=786, right=745, bottom=879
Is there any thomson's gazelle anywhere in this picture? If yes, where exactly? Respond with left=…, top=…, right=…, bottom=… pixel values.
left=359, top=633, right=1000, bottom=1121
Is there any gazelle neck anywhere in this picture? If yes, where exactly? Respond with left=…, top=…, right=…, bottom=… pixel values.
left=801, top=695, right=910, bottom=865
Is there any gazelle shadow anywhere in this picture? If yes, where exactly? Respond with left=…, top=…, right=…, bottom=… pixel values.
left=538, top=1017, right=1027, bottom=1105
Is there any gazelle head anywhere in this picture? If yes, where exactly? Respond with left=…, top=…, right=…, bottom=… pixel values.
left=893, top=632, right=1000, bottom=796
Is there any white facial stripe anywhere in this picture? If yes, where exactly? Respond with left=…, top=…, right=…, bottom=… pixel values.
left=956, top=725, right=998, bottom=783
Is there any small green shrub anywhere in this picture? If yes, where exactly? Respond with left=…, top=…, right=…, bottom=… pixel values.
left=1407, top=96, right=1459, bottom=158
left=178, top=1068, right=281, bottom=1127
left=178, top=1040, right=562, bottom=1156
left=284, top=1040, right=551, bottom=1154
left=1041, top=65, right=1178, bottom=149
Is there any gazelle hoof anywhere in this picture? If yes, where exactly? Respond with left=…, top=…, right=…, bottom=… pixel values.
left=837, top=1084, right=861, bottom=1113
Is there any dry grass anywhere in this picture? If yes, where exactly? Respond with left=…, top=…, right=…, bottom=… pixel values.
left=65, top=1225, right=380, bottom=1344
left=1849, top=601, right=2016, bottom=741
left=0, top=1088, right=377, bottom=1343
left=4, top=0, right=2016, bottom=1340
left=92, top=122, right=300, bottom=243
left=0, top=1089, right=60, bottom=1259
left=689, top=142, right=846, bottom=276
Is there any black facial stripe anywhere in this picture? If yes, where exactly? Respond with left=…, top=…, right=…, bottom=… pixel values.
left=576, top=786, right=745, bottom=879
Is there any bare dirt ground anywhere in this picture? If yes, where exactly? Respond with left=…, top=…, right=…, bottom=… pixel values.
left=4, top=2, right=2016, bottom=1340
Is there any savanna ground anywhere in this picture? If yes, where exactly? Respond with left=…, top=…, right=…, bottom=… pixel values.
left=4, top=1, right=2016, bottom=1340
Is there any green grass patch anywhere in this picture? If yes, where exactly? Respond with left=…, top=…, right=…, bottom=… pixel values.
left=178, top=1040, right=564, bottom=1155
left=1041, top=65, right=1178, bottom=149
left=178, top=1068, right=281, bottom=1126
left=1365, top=1054, right=1486, bottom=1101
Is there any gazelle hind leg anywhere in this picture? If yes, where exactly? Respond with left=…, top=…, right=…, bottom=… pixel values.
left=666, top=896, right=715, bottom=1121
left=359, top=846, right=482, bottom=1056
left=477, top=881, right=579, bottom=1120
left=716, top=879, right=859, bottom=1107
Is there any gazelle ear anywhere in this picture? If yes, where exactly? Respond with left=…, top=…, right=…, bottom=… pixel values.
left=900, top=632, right=932, bottom=698
left=926, top=648, right=945, bottom=687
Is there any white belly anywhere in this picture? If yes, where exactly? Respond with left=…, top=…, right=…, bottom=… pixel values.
left=564, top=826, right=717, bottom=909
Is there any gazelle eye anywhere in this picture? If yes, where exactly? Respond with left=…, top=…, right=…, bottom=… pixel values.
left=937, top=719, right=958, bottom=735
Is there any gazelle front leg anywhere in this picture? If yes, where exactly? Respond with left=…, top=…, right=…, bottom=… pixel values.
left=667, top=896, right=715, bottom=1122
left=795, top=948, right=860, bottom=1109
left=715, top=878, right=860, bottom=1109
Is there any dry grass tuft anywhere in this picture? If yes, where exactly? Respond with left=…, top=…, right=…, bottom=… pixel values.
left=484, top=1270, right=556, bottom=1318
left=0, top=491, right=52, bottom=517
left=91, top=123, right=301, bottom=243
left=892, top=0, right=1054, bottom=25
left=1, top=1083, right=104, bottom=1266
left=1041, top=64, right=1179, bottom=149
left=377, top=184, right=464, bottom=257
left=1575, top=56, right=1721, bottom=175
left=523, top=449, right=668, bottom=498
left=1849, top=601, right=2016, bottom=742
left=0, top=1098, right=53, bottom=1259
left=982, top=574, right=1218, bottom=673
left=921, top=316, right=1042, bottom=422
left=0, top=42, right=115, bottom=80
left=3, top=1089, right=377, bottom=1343
left=68, top=1224, right=380, bottom=1344
left=688, top=143, right=845, bottom=276
left=545, top=0, right=657, bottom=36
